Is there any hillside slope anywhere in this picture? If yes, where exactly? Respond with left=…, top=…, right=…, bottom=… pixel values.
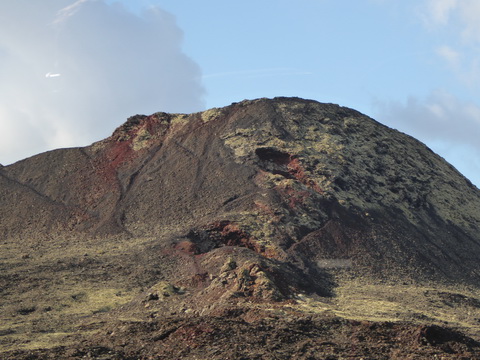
left=2, top=97, right=480, bottom=281
left=1, top=97, right=480, bottom=358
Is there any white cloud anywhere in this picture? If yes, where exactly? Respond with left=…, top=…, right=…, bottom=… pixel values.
left=457, top=0, right=480, bottom=43
left=374, top=89, right=480, bottom=186
left=421, top=0, right=480, bottom=43
left=421, top=0, right=458, bottom=28
left=375, top=89, right=480, bottom=148
left=420, top=0, right=480, bottom=89
left=0, top=0, right=205, bottom=165
left=54, top=0, right=92, bottom=25
left=436, top=45, right=461, bottom=69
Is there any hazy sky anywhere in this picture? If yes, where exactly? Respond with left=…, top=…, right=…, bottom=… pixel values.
left=1, top=0, right=479, bottom=187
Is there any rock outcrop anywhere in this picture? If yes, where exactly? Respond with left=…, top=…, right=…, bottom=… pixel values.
left=2, top=97, right=479, bottom=284
left=2, top=97, right=480, bottom=358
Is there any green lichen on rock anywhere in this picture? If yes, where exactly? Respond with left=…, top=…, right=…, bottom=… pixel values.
left=220, top=257, right=237, bottom=273
left=201, top=108, right=225, bottom=123
left=146, top=281, right=184, bottom=301
left=169, top=113, right=189, bottom=126
left=234, top=261, right=285, bottom=300
left=132, top=128, right=152, bottom=151
left=220, top=101, right=346, bottom=198
left=211, top=257, right=286, bottom=301
left=219, top=98, right=480, bottom=238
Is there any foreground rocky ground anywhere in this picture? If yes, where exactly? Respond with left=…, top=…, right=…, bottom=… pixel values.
left=2, top=239, right=480, bottom=359
left=3, top=306, right=480, bottom=359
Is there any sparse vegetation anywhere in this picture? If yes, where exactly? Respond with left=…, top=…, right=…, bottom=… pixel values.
left=1, top=97, right=480, bottom=358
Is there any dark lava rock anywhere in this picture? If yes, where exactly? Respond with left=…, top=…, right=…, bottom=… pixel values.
left=2, top=97, right=480, bottom=283
left=2, top=97, right=480, bottom=358
left=3, top=312, right=480, bottom=359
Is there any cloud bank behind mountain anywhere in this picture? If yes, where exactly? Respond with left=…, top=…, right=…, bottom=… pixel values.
left=0, top=0, right=205, bottom=165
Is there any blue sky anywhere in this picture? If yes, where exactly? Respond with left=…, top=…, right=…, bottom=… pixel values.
left=1, top=0, right=479, bottom=187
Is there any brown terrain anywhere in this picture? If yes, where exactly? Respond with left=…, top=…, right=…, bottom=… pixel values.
left=1, top=97, right=480, bottom=359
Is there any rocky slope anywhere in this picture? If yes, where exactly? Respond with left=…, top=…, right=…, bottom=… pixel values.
left=1, top=97, right=480, bottom=358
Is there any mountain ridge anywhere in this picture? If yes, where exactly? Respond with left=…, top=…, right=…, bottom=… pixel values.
left=1, top=97, right=480, bottom=358
left=2, top=97, right=479, bottom=282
